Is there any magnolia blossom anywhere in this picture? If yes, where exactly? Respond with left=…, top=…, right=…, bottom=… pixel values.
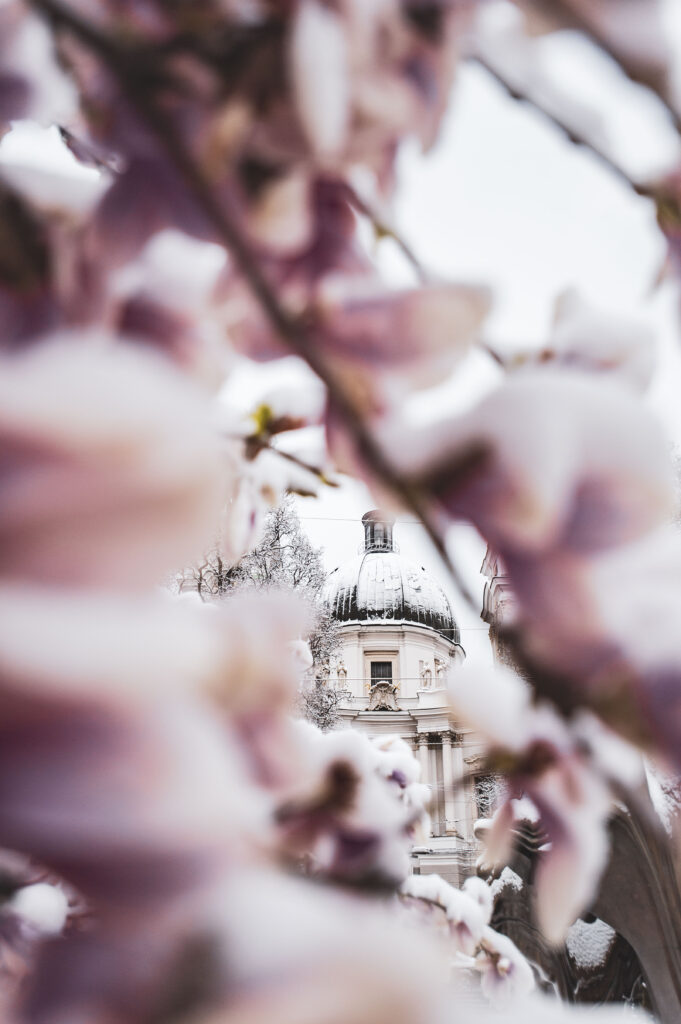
left=313, top=274, right=492, bottom=399
left=542, top=290, right=656, bottom=392
left=0, top=3, right=77, bottom=132
left=374, top=364, right=677, bottom=748
left=109, top=229, right=231, bottom=381
left=274, top=725, right=430, bottom=886
left=399, top=870, right=535, bottom=1008
left=0, top=334, right=227, bottom=589
left=181, top=867, right=451, bottom=1024
left=388, top=367, right=674, bottom=558
left=222, top=258, right=491, bottom=402
left=288, top=0, right=476, bottom=167
left=514, top=526, right=681, bottom=767
left=399, top=872, right=491, bottom=957
left=47, top=0, right=474, bottom=271
left=449, top=665, right=640, bottom=944
left=476, top=924, right=536, bottom=1008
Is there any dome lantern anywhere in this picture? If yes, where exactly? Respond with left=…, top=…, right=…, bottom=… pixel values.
left=323, top=511, right=461, bottom=645
left=362, top=509, right=394, bottom=553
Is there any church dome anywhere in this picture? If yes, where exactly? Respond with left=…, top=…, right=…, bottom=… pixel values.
left=323, top=511, right=460, bottom=644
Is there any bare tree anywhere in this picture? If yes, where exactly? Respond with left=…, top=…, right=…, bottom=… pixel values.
left=474, top=774, right=503, bottom=820
left=296, top=681, right=342, bottom=733
left=178, top=498, right=341, bottom=716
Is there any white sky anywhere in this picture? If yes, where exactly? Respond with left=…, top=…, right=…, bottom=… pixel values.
left=5, top=12, right=681, bottom=670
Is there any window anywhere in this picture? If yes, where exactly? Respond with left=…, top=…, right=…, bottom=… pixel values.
left=364, top=652, right=398, bottom=695
left=370, top=661, right=393, bottom=683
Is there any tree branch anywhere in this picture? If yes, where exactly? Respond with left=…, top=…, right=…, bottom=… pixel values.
left=514, top=0, right=681, bottom=135
left=468, top=52, right=646, bottom=195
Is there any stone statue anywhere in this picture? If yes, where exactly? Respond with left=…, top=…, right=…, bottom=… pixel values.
left=419, top=661, right=433, bottom=689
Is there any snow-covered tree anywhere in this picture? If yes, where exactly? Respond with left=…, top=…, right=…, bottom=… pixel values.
left=179, top=497, right=340, bottom=686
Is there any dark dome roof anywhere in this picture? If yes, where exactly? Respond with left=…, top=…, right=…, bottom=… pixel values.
left=322, top=512, right=460, bottom=644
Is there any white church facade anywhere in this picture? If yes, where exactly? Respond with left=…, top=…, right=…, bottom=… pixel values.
left=322, top=511, right=489, bottom=884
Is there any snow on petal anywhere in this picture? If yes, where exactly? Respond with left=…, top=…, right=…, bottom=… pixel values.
left=9, top=883, right=68, bottom=936
left=462, top=875, right=493, bottom=925
left=318, top=275, right=492, bottom=388
left=276, top=725, right=428, bottom=886
left=399, top=872, right=488, bottom=957
left=477, top=925, right=535, bottom=1007
left=448, top=667, right=536, bottom=755
left=0, top=7, right=78, bottom=128
left=290, top=0, right=349, bottom=158
left=531, top=762, right=611, bottom=946
left=548, top=290, right=656, bottom=391
left=391, top=368, right=674, bottom=556
left=0, top=333, right=227, bottom=589
left=0, top=586, right=223, bottom=704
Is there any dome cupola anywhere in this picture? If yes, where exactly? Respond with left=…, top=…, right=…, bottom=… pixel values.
left=323, top=510, right=460, bottom=644
left=362, top=509, right=394, bottom=552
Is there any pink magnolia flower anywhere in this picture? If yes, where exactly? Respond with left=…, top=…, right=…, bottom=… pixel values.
left=399, top=872, right=491, bottom=957
left=50, top=0, right=473, bottom=275
left=389, top=367, right=674, bottom=559
left=274, top=724, right=430, bottom=887
left=289, top=0, right=477, bottom=169
left=476, top=924, right=535, bottom=1007
left=0, top=679, right=255, bottom=915
left=22, top=863, right=450, bottom=1024
left=223, top=250, right=491, bottom=396
left=449, top=666, right=633, bottom=944
left=0, top=3, right=77, bottom=133
left=174, top=866, right=451, bottom=1024
left=313, top=273, right=492, bottom=398
left=0, top=333, right=227, bottom=589
left=110, top=228, right=231, bottom=381
left=508, top=526, right=681, bottom=769
left=540, top=290, right=656, bottom=392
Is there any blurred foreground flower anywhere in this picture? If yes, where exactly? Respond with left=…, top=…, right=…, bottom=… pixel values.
left=0, top=335, right=227, bottom=588
left=450, top=665, right=641, bottom=944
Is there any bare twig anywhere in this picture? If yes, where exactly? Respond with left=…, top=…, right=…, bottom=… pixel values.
left=514, top=0, right=681, bottom=135
left=344, top=184, right=429, bottom=284
left=468, top=52, right=645, bottom=195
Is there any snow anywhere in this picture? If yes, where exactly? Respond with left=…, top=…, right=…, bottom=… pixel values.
left=565, top=918, right=616, bottom=970
left=10, top=883, right=68, bottom=935
left=490, top=866, right=524, bottom=900
left=646, top=759, right=681, bottom=835
left=511, top=795, right=540, bottom=823
left=322, top=551, right=458, bottom=640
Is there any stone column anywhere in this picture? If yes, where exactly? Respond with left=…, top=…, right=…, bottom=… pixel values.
left=440, top=731, right=456, bottom=835
left=417, top=733, right=429, bottom=786
left=451, top=737, right=469, bottom=839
